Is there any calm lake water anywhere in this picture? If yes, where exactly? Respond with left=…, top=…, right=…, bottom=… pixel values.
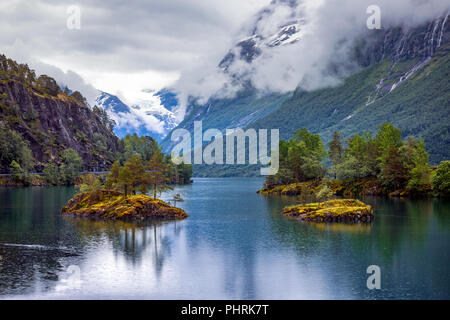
left=0, top=178, right=449, bottom=299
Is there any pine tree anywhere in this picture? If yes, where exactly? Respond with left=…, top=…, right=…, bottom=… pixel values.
left=379, top=146, right=409, bottom=192
left=406, top=139, right=432, bottom=194
left=77, top=174, right=102, bottom=193
left=328, top=131, right=343, bottom=179
left=147, top=150, right=172, bottom=198
left=118, top=166, right=133, bottom=197
left=125, top=155, right=146, bottom=195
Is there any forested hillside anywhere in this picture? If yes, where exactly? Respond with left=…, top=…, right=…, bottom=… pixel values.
left=0, top=54, right=121, bottom=173
left=252, top=22, right=450, bottom=165
left=174, top=14, right=450, bottom=176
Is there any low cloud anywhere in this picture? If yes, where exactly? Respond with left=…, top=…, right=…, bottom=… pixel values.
left=109, top=111, right=165, bottom=135
left=1, top=0, right=449, bottom=124
left=172, top=0, right=450, bottom=115
left=0, top=0, right=269, bottom=106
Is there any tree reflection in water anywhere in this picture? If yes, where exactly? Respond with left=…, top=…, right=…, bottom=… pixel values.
left=66, top=218, right=183, bottom=280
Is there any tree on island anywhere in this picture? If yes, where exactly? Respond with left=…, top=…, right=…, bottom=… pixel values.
left=76, top=173, right=102, bottom=193
left=262, top=122, right=450, bottom=197
left=147, top=150, right=172, bottom=198
left=60, top=148, right=83, bottom=185
left=170, top=193, right=184, bottom=207
left=104, top=149, right=172, bottom=199
left=328, top=131, right=343, bottom=179
left=119, top=133, right=193, bottom=186
left=272, top=128, right=326, bottom=185
left=433, top=161, right=450, bottom=197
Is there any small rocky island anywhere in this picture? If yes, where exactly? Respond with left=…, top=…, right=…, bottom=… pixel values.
left=62, top=190, right=188, bottom=221
left=283, top=199, right=374, bottom=223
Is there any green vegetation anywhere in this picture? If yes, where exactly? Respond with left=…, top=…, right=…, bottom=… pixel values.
left=1, top=54, right=121, bottom=176
left=76, top=137, right=192, bottom=197
left=261, top=124, right=450, bottom=198
left=105, top=150, right=171, bottom=198
left=119, top=133, right=193, bottom=185
left=0, top=126, right=34, bottom=173
left=60, top=148, right=83, bottom=184
left=9, top=160, right=31, bottom=185
left=328, top=131, right=343, bottom=179
left=65, top=141, right=193, bottom=220
left=264, top=128, right=326, bottom=188
left=41, top=148, right=83, bottom=185
left=432, top=161, right=450, bottom=197
left=35, top=75, right=60, bottom=96
left=283, top=199, right=374, bottom=222
left=76, top=174, right=102, bottom=193
left=169, top=193, right=184, bottom=207
left=61, top=189, right=188, bottom=221
left=251, top=51, right=450, bottom=166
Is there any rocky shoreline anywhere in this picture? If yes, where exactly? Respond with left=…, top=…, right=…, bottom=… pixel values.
left=257, top=179, right=431, bottom=198
left=61, top=189, right=188, bottom=221
left=283, top=199, right=374, bottom=223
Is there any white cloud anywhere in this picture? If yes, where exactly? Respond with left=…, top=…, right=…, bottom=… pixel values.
left=172, top=0, right=450, bottom=111
left=0, top=0, right=269, bottom=107
left=1, top=0, right=449, bottom=126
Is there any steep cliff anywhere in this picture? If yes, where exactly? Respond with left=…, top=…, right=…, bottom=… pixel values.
left=0, top=54, right=121, bottom=172
left=252, top=14, right=450, bottom=164
left=162, top=12, right=450, bottom=176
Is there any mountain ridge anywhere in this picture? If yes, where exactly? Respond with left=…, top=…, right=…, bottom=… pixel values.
left=0, top=54, right=121, bottom=172
left=161, top=11, right=450, bottom=175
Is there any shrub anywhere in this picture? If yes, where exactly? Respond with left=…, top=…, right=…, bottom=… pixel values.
left=432, top=161, right=450, bottom=197
left=36, top=75, right=60, bottom=96
left=76, top=174, right=102, bottom=193
left=43, top=162, right=60, bottom=185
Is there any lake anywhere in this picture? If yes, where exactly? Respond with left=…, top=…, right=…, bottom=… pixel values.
left=0, top=178, right=449, bottom=299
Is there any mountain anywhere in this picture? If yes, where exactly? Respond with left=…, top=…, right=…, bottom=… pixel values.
left=251, top=14, right=450, bottom=165
left=161, top=9, right=450, bottom=176
left=161, top=89, right=291, bottom=153
left=155, top=89, right=179, bottom=112
left=96, top=91, right=131, bottom=114
left=219, top=21, right=305, bottom=70
left=95, top=91, right=179, bottom=142
left=0, top=54, right=121, bottom=172
left=160, top=9, right=304, bottom=152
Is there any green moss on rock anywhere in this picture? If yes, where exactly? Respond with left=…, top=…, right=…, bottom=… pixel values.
left=257, top=181, right=320, bottom=196
left=61, top=189, right=188, bottom=220
left=282, top=199, right=374, bottom=223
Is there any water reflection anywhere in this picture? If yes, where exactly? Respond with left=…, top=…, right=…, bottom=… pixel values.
left=66, top=218, right=183, bottom=278
left=0, top=181, right=449, bottom=299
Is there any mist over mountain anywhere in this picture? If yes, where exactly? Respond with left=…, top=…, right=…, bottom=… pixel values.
left=169, top=0, right=450, bottom=113
left=95, top=91, right=179, bottom=142
left=161, top=1, right=450, bottom=174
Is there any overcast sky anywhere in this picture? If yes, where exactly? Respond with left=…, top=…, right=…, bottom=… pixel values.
left=0, top=0, right=271, bottom=105
left=1, top=0, right=449, bottom=115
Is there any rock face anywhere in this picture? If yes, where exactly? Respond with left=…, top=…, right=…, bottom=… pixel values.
left=61, top=190, right=188, bottom=221
left=96, top=90, right=179, bottom=143
left=162, top=10, right=450, bottom=174
left=0, top=55, right=121, bottom=171
left=257, top=181, right=320, bottom=196
left=283, top=199, right=374, bottom=223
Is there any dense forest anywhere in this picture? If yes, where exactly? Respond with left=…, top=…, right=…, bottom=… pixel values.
left=77, top=137, right=192, bottom=199
left=1, top=131, right=193, bottom=188
left=262, top=123, right=450, bottom=198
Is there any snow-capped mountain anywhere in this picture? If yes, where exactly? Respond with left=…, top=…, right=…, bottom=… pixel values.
left=161, top=3, right=450, bottom=174
left=219, top=20, right=305, bottom=70
left=96, top=91, right=131, bottom=114
left=95, top=91, right=179, bottom=142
